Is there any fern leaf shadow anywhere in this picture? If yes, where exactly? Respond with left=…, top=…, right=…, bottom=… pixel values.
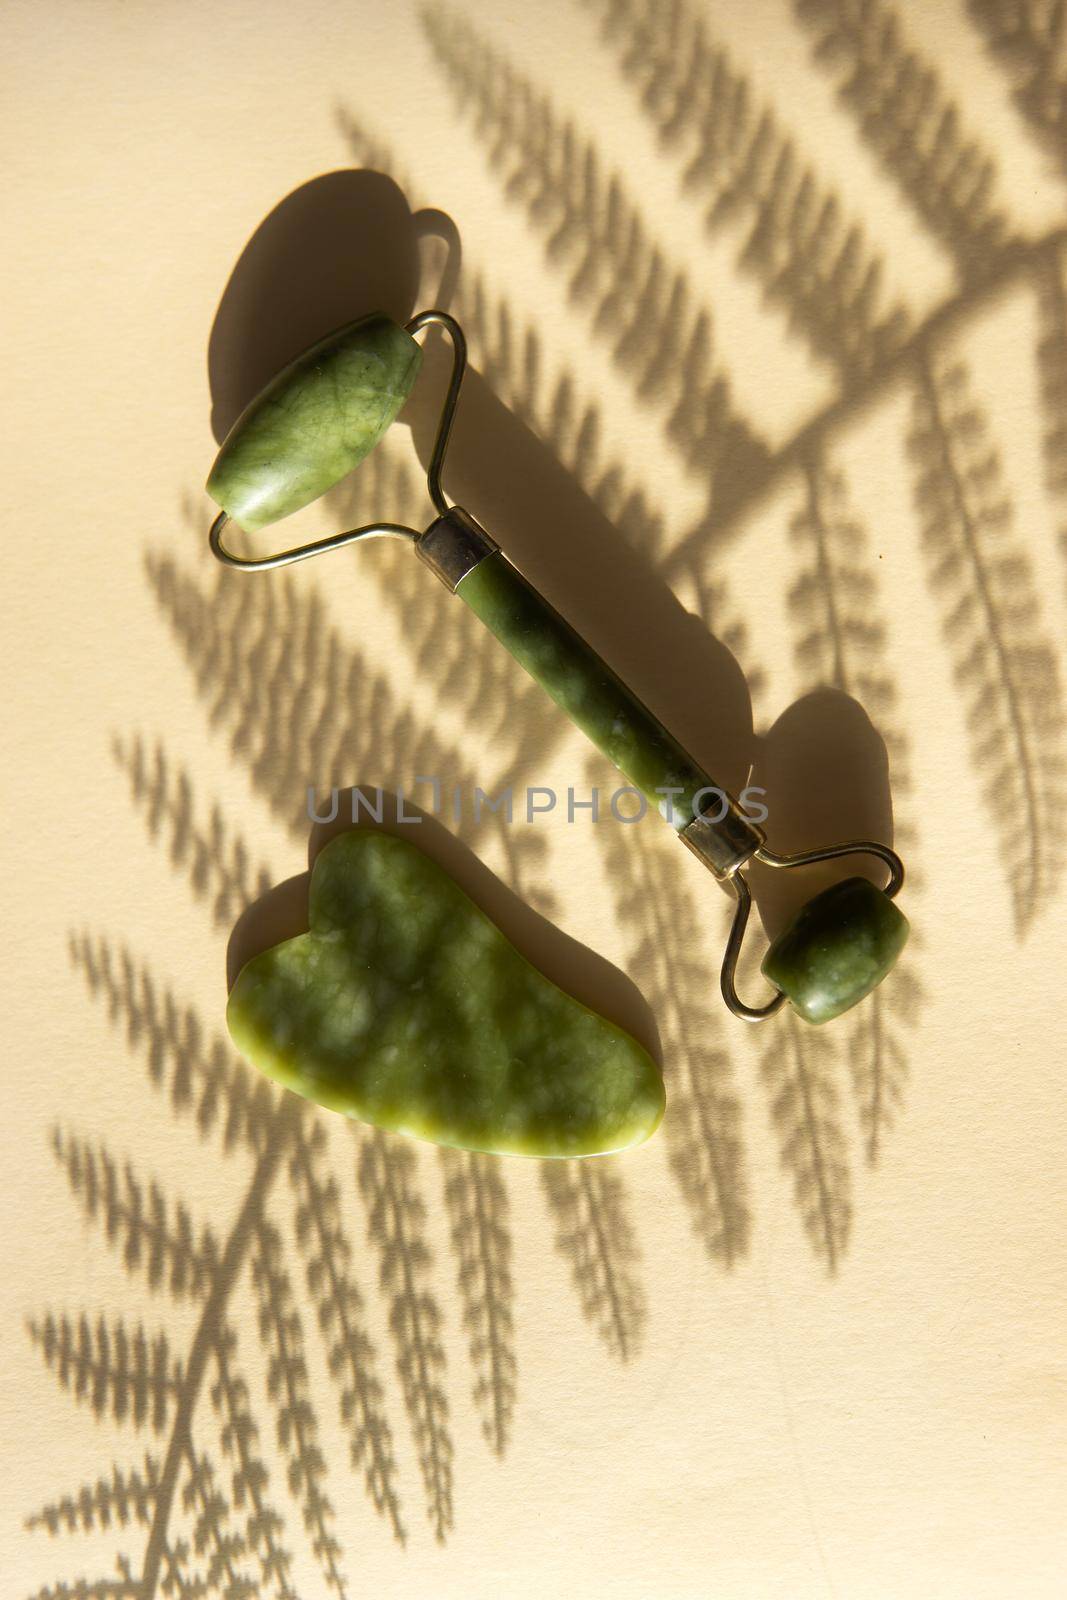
left=111, top=734, right=273, bottom=930
left=967, top=0, right=1067, bottom=176
left=417, top=2, right=773, bottom=514
left=211, top=1326, right=299, bottom=1599
left=26, top=1456, right=161, bottom=1538
left=1034, top=239, right=1067, bottom=577
left=65, top=921, right=408, bottom=1553
left=908, top=349, right=1066, bottom=933
left=181, top=1447, right=258, bottom=1597
left=197, top=1448, right=275, bottom=1593
left=68, top=930, right=277, bottom=1156
left=42, top=1112, right=303, bottom=1596
left=145, top=532, right=551, bottom=907
left=51, top=1128, right=220, bottom=1300
left=540, top=1159, right=646, bottom=1362
left=288, top=1120, right=406, bottom=1541
left=782, top=454, right=924, bottom=1162
left=250, top=1214, right=348, bottom=1594
left=760, top=1012, right=852, bottom=1271
left=587, top=767, right=752, bottom=1270
left=28, top=1315, right=184, bottom=1435
left=583, top=0, right=912, bottom=379
left=357, top=1129, right=453, bottom=1541
left=794, top=0, right=1016, bottom=279
left=43, top=927, right=409, bottom=1597
left=441, top=1149, right=515, bottom=1454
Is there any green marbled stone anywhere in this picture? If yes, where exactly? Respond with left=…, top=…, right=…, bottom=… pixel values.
left=761, top=876, right=910, bottom=1025
left=206, top=314, right=422, bottom=531
left=456, top=552, right=713, bottom=828
left=227, top=829, right=665, bottom=1157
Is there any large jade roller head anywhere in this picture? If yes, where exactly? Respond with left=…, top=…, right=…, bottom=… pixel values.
left=206, top=307, right=908, bottom=1032
left=207, top=312, right=423, bottom=532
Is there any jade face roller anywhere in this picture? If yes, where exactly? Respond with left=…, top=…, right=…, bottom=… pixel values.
left=207, top=309, right=908, bottom=1026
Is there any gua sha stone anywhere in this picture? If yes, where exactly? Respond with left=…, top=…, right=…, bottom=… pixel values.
left=226, top=829, right=666, bottom=1157
left=207, top=314, right=422, bottom=531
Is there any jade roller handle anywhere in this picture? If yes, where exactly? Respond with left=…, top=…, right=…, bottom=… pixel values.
left=414, top=506, right=764, bottom=880
left=413, top=506, right=908, bottom=1028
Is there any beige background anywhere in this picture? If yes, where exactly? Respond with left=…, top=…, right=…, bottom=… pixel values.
left=4, top=1, right=1066, bottom=1595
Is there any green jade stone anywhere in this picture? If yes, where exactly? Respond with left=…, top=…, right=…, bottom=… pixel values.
left=206, top=313, right=422, bottom=531
left=227, top=829, right=665, bottom=1157
left=456, top=552, right=714, bottom=829
left=761, top=876, right=910, bottom=1025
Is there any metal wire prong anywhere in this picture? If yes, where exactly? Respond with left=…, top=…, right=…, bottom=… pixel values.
left=209, top=511, right=419, bottom=572
left=405, top=308, right=467, bottom=516
left=755, top=838, right=905, bottom=898
left=720, top=870, right=789, bottom=1022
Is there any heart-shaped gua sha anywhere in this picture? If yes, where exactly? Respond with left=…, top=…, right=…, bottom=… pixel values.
left=227, top=829, right=665, bottom=1157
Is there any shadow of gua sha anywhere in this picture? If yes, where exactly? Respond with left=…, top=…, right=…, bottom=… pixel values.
left=208, top=168, right=459, bottom=443
left=226, top=792, right=661, bottom=1070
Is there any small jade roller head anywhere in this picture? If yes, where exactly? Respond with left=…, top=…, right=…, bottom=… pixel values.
left=205, top=306, right=908, bottom=1049
left=760, top=876, right=909, bottom=1025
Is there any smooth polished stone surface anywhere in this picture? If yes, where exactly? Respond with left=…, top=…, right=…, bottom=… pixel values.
left=227, top=829, right=665, bottom=1157
left=456, top=552, right=713, bottom=828
left=761, top=876, right=910, bottom=1025
left=206, top=313, right=421, bottom=531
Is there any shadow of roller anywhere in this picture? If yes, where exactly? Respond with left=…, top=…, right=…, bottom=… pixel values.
left=208, top=168, right=459, bottom=443
left=750, top=689, right=895, bottom=943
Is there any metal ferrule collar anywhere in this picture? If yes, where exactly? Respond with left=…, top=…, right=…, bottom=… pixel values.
left=415, top=506, right=499, bottom=591
left=679, top=793, right=765, bottom=880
